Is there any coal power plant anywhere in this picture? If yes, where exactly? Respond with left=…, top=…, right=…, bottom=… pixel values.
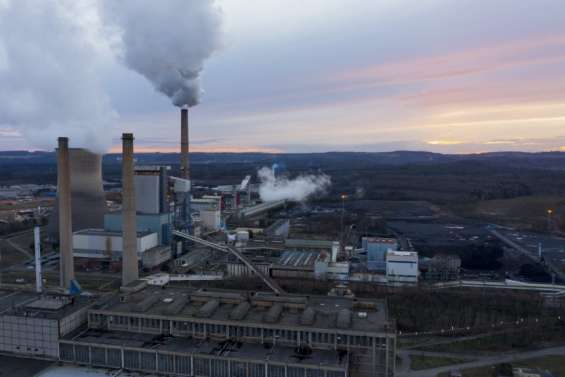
left=20, top=109, right=398, bottom=377
left=0, top=126, right=395, bottom=377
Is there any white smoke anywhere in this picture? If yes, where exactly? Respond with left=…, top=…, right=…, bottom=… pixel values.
left=99, top=0, right=223, bottom=108
left=258, top=167, right=331, bottom=202
left=0, top=0, right=115, bottom=152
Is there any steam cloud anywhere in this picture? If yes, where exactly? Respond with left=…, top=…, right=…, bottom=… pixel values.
left=258, top=167, right=331, bottom=202
left=0, top=0, right=115, bottom=152
left=100, top=0, right=223, bottom=108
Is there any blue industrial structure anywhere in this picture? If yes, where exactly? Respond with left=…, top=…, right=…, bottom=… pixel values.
left=363, top=237, right=398, bottom=272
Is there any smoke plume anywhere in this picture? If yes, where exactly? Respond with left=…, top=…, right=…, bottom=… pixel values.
left=258, top=167, right=331, bottom=202
left=0, top=0, right=115, bottom=152
left=100, top=0, right=223, bottom=108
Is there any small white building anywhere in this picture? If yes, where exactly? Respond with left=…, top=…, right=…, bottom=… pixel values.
left=191, top=197, right=222, bottom=231
left=386, top=251, right=419, bottom=285
left=73, top=229, right=170, bottom=268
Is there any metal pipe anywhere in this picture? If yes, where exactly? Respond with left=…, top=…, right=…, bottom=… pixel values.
left=121, top=133, right=139, bottom=286
left=34, top=226, right=42, bottom=293
left=57, top=137, right=74, bottom=289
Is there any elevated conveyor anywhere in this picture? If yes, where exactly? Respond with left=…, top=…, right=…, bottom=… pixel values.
left=172, top=230, right=285, bottom=295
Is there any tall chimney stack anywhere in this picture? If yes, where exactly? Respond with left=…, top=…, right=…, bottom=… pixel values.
left=180, top=108, right=189, bottom=180
left=121, top=133, right=139, bottom=286
left=57, top=137, right=74, bottom=289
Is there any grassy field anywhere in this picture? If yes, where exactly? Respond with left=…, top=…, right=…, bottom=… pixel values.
left=450, top=195, right=565, bottom=231
left=410, top=355, right=471, bottom=370
left=437, top=355, right=565, bottom=377
left=420, top=325, right=565, bottom=354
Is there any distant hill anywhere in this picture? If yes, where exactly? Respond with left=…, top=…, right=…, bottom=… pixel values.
left=2, top=150, right=565, bottom=171
left=3, top=150, right=565, bottom=204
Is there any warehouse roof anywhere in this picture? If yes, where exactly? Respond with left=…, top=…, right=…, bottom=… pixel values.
left=0, top=290, right=94, bottom=320
left=91, top=287, right=392, bottom=335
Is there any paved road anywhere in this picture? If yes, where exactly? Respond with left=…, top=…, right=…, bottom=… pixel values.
left=4, top=238, right=31, bottom=258
left=396, top=345, right=565, bottom=377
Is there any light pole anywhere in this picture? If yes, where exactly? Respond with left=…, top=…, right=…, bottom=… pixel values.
left=547, top=209, right=553, bottom=232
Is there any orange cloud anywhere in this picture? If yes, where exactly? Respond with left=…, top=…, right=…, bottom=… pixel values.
left=333, top=34, right=565, bottom=86
left=426, top=140, right=464, bottom=146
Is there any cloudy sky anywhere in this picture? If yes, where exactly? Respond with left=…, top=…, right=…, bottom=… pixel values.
left=1, top=0, right=565, bottom=153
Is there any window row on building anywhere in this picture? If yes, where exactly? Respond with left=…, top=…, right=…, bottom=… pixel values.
left=89, top=312, right=391, bottom=351
left=59, top=341, right=347, bottom=377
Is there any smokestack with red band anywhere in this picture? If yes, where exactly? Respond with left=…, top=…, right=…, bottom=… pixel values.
left=121, top=133, right=139, bottom=286
left=180, top=108, right=189, bottom=180
left=57, top=137, right=74, bottom=289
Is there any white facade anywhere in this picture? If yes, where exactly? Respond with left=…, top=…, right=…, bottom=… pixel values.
left=73, top=230, right=159, bottom=259
left=135, top=174, right=160, bottom=214
left=191, top=198, right=221, bottom=230
left=386, top=251, right=419, bottom=284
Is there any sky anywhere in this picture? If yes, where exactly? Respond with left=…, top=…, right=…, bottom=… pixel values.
left=2, top=0, right=565, bottom=154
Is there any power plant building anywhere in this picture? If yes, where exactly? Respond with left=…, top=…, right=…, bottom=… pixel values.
left=191, top=197, right=222, bottom=231
left=72, top=162, right=173, bottom=269
left=104, top=212, right=171, bottom=246
left=58, top=286, right=396, bottom=377
left=73, top=229, right=170, bottom=269
left=134, top=166, right=169, bottom=215
left=386, top=251, right=418, bottom=285
left=0, top=292, right=95, bottom=358
left=363, top=237, right=398, bottom=272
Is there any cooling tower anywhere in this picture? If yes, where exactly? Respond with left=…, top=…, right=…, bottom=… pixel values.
left=180, top=108, right=190, bottom=180
left=57, top=137, right=74, bottom=289
left=48, top=148, right=106, bottom=236
left=121, top=133, right=139, bottom=286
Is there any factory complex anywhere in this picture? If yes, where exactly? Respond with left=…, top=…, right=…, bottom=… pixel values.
left=0, top=109, right=411, bottom=377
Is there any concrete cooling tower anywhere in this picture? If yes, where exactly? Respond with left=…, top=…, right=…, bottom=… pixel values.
left=48, top=148, right=106, bottom=237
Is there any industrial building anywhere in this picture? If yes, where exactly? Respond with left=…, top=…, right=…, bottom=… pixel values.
left=362, top=237, right=398, bottom=272
left=104, top=212, right=171, bottom=245
left=72, top=162, right=173, bottom=270
left=0, top=291, right=95, bottom=358
left=386, top=251, right=419, bottom=285
left=226, top=237, right=351, bottom=282
left=191, top=196, right=222, bottom=231
left=423, top=254, right=461, bottom=281
left=73, top=229, right=171, bottom=269
left=227, top=250, right=327, bottom=280
left=58, top=286, right=396, bottom=377
left=133, top=166, right=169, bottom=215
